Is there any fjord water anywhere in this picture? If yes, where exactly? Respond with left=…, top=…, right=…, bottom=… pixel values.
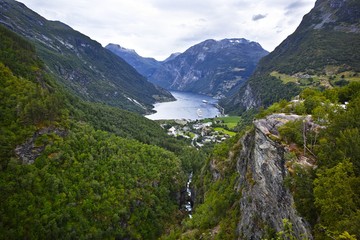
left=146, top=91, right=220, bottom=120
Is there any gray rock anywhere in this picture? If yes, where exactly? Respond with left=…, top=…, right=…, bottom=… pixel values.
left=236, top=114, right=312, bottom=239
left=15, top=127, right=66, bottom=164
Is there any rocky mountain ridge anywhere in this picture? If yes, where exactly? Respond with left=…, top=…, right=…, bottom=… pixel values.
left=105, top=43, right=161, bottom=79
left=302, top=0, right=360, bottom=33
left=0, top=0, right=173, bottom=114
left=150, top=38, right=268, bottom=99
left=107, top=38, right=268, bottom=99
left=192, top=113, right=315, bottom=239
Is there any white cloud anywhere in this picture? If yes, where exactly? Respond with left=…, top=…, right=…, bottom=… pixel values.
left=17, top=0, right=316, bottom=60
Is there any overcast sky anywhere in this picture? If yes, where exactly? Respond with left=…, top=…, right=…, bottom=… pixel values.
left=17, top=0, right=316, bottom=60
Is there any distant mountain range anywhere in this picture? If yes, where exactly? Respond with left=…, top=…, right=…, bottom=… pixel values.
left=107, top=38, right=268, bottom=99
left=0, top=0, right=174, bottom=114
left=105, top=44, right=162, bottom=79
left=222, top=0, right=360, bottom=114
left=2, top=0, right=357, bottom=117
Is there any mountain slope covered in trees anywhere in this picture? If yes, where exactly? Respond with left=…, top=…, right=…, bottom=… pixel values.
left=1, top=0, right=360, bottom=239
left=0, top=0, right=174, bottom=114
left=166, top=79, right=360, bottom=240
left=222, top=0, right=360, bottom=114
left=0, top=23, right=205, bottom=239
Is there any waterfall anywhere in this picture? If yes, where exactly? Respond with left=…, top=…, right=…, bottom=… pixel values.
left=184, top=172, right=193, bottom=218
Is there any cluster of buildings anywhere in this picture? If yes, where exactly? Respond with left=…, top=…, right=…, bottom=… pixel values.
left=164, top=119, right=231, bottom=147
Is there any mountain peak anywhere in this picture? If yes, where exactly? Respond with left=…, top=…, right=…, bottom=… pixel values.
left=106, top=43, right=161, bottom=78
left=200, top=38, right=258, bottom=46
left=164, top=52, right=181, bottom=62
left=184, top=38, right=264, bottom=56
left=223, top=38, right=250, bottom=44
left=148, top=38, right=268, bottom=98
left=106, top=43, right=137, bottom=54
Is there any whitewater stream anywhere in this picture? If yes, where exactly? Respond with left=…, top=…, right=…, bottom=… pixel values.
left=184, top=173, right=193, bottom=218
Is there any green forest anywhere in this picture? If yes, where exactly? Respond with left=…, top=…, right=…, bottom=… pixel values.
left=0, top=24, right=205, bottom=239
left=1, top=10, right=360, bottom=239
left=146, top=68, right=360, bottom=239
left=163, top=83, right=360, bottom=240
left=259, top=83, right=360, bottom=239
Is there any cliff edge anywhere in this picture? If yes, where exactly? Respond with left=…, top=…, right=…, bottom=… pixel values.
left=236, top=114, right=312, bottom=239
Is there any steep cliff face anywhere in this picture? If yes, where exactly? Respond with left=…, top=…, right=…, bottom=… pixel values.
left=236, top=114, right=312, bottom=239
left=231, top=84, right=261, bottom=111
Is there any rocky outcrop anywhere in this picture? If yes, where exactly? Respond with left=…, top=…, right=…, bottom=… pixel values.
left=237, top=84, right=262, bottom=111
left=236, top=114, right=312, bottom=239
left=15, top=127, right=67, bottom=164
left=310, top=0, right=360, bottom=33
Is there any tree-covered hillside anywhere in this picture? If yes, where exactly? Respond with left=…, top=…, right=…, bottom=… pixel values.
left=0, top=24, right=204, bottom=239
left=0, top=0, right=174, bottom=114
left=164, top=81, right=360, bottom=239
left=262, top=83, right=360, bottom=239
left=222, top=0, right=360, bottom=115
left=0, top=25, right=68, bottom=170
left=2, top=0, right=360, bottom=238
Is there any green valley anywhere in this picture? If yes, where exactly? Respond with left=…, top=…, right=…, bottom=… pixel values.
left=1, top=0, right=360, bottom=239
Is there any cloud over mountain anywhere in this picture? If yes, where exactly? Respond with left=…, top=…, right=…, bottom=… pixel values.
left=17, top=0, right=316, bottom=60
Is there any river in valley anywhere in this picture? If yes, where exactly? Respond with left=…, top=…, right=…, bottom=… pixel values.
left=146, top=91, right=221, bottom=120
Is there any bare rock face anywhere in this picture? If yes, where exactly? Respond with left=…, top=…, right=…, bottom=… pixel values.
left=236, top=114, right=312, bottom=239
left=15, top=127, right=66, bottom=164
left=240, top=84, right=261, bottom=111
left=311, top=0, right=360, bottom=32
